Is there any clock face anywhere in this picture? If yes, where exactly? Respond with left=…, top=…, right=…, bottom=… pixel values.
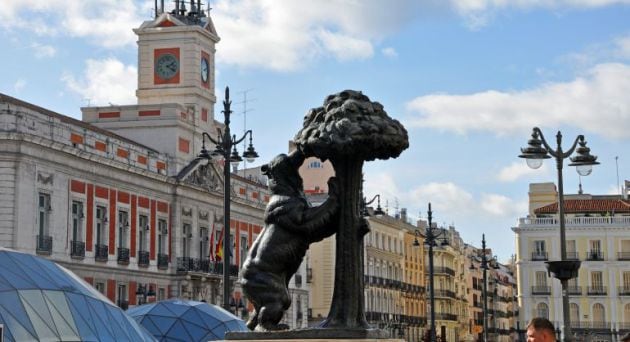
left=200, top=57, right=209, bottom=83
left=155, top=53, right=179, bottom=80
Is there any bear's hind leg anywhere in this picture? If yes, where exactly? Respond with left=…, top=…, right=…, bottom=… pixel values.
left=255, top=302, right=286, bottom=331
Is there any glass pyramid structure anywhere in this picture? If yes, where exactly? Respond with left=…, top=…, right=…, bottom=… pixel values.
left=0, top=248, right=155, bottom=342
left=127, top=299, right=248, bottom=341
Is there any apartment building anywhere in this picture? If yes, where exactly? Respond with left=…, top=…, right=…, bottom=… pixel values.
left=513, top=182, right=630, bottom=341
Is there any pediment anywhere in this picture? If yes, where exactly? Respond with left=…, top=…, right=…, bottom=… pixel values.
left=177, top=158, right=223, bottom=193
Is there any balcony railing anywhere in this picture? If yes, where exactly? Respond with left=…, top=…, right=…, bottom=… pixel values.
left=619, top=286, right=630, bottom=296
left=433, top=266, right=455, bottom=276
left=138, top=250, right=150, bottom=267
left=95, top=244, right=108, bottom=261
left=70, top=240, right=85, bottom=258
left=519, top=216, right=630, bottom=227
left=117, top=247, right=130, bottom=264
left=434, top=289, right=456, bottom=299
left=567, top=286, right=582, bottom=295
left=36, top=235, right=53, bottom=255
left=566, top=252, right=580, bottom=260
left=571, top=321, right=610, bottom=330
left=531, top=252, right=548, bottom=261
left=157, top=253, right=169, bottom=269
left=531, top=286, right=551, bottom=295
left=176, top=257, right=239, bottom=276
left=587, top=286, right=607, bottom=295
left=586, top=251, right=604, bottom=261
left=619, top=252, right=630, bottom=261
left=434, top=313, right=457, bottom=321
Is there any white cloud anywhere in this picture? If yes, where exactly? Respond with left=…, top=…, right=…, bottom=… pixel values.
left=317, top=30, right=374, bottom=61
left=0, top=0, right=145, bottom=48
left=13, top=79, right=27, bottom=93
left=449, top=0, right=630, bottom=28
left=406, top=63, right=630, bottom=138
left=382, top=47, right=398, bottom=59
left=498, top=161, right=549, bottom=182
left=212, top=0, right=417, bottom=70
left=480, top=193, right=526, bottom=217
left=31, top=43, right=56, bottom=58
left=615, top=35, right=630, bottom=59
left=62, top=58, right=137, bottom=105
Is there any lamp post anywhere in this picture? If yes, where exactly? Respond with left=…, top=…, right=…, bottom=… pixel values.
left=197, top=86, right=258, bottom=310
left=413, top=203, right=447, bottom=342
left=519, top=127, right=599, bottom=341
left=470, top=234, right=499, bottom=342
left=362, top=194, right=385, bottom=217
left=135, top=284, right=155, bottom=305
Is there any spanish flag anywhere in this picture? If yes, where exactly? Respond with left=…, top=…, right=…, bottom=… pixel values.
left=215, top=229, right=223, bottom=261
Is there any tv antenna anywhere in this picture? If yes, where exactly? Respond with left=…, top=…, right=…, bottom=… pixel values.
left=235, top=89, right=256, bottom=169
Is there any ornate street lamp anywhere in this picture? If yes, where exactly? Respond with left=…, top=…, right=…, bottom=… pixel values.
left=413, top=203, right=448, bottom=342
left=362, top=194, right=385, bottom=217
left=519, top=127, right=598, bottom=341
left=197, top=86, right=258, bottom=310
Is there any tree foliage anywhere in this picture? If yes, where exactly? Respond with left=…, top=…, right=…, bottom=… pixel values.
left=294, top=90, right=408, bottom=161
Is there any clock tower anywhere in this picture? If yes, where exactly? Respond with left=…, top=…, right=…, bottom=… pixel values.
left=81, top=1, right=221, bottom=174
left=134, top=2, right=219, bottom=113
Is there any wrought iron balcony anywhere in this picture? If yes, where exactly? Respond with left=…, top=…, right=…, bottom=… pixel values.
left=531, top=286, right=551, bottom=295
left=434, top=313, right=457, bottom=321
left=434, top=289, right=456, bottom=299
left=587, top=286, right=607, bottom=295
left=433, top=266, right=455, bottom=276
left=531, top=252, right=548, bottom=261
left=618, top=252, right=630, bottom=261
left=138, top=250, right=150, bottom=267
left=619, top=286, right=630, bottom=296
left=177, top=257, right=200, bottom=272
left=586, top=251, right=604, bottom=261
left=70, top=240, right=85, bottom=258
left=95, top=244, right=108, bottom=261
left=571, top=321, right=610, bottom=330
left=117, top=247, right=130, bottom=265
left=157, top=253, right=169, bottom=269
left=567, top=286, right=582, bottom=295
left=566, top=252, right=580, bottom=260
left=36, top=235, right=53, bottom=255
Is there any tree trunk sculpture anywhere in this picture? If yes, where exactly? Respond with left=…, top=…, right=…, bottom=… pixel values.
left=294, top=90, right=409, bottom=329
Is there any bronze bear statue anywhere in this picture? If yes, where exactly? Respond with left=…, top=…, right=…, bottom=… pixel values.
left=239, top=150, right=339, bottom=331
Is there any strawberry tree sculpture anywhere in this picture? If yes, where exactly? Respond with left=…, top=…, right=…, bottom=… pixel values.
left=294, top=90, right=408, bottom=329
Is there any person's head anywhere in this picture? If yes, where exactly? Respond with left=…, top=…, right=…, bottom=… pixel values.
left=526, top=317, right=556, bottom=342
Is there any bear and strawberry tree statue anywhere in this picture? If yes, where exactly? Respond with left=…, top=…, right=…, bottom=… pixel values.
left=294, top=90, right=409, bottom=331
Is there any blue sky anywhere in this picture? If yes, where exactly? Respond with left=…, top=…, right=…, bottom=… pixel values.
left=1, top=0, right=629, bottom=260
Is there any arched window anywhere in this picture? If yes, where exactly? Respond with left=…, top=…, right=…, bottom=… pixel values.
left=536, top=302, right=549, bottom=319
left=593, top=303, right=605, bottom=327
left=570, top=303, right=579, bottom=322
